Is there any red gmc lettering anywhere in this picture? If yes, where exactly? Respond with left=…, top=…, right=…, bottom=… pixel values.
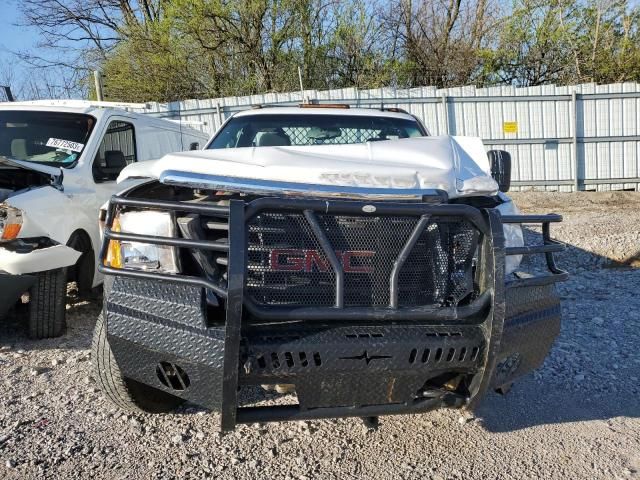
left=342, top=250, right=375, bottom=273
left=270, top=249, right=374, bottom=273
left=270, top=249, right=305, bottom=271
left=304, top=250, right=329, bottom=272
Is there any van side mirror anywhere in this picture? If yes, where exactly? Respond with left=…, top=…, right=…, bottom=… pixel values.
left=105, top=150, right=127, bottom=170
left=487, top=150, right=511, bottom=192
left=93, top=150, right=127, bottom=182
left=189, top=142, right=200, bottom=150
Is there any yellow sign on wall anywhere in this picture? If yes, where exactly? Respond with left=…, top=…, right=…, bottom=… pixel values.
left=503, top=121, right=518, bottom=134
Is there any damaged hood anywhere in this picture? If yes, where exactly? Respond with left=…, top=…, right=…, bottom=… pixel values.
left=118, top=135, right=499, bottom=199
left=0, top=156, right=62, bottom=186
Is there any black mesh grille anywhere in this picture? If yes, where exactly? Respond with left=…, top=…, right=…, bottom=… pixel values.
left=282, top=127, right=385, bottom=145
left=246, top=212, right=479, bottom=308
left=397, top=219, right=478, bottom=307
left=318, top=215, right=417, bottom=306
left=247, top=213, right=336, bottom=306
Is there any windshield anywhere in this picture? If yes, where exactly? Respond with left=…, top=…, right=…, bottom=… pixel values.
left=208, top=113, right=426, bottom=149
left=0, top=111, right=95, bottom=168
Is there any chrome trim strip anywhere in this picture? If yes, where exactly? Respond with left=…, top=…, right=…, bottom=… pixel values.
left=158, top=170, right=446, bottom=201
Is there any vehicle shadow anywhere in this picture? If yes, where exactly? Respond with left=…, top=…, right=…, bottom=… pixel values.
left=476, top=376, right=640, bottom=433
left=475, top=225, right=640, bottom=431
left=0, top=287, right=101, bottom=352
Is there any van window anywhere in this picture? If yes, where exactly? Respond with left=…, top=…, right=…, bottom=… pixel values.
left=93, top=121, right=137, bottom=182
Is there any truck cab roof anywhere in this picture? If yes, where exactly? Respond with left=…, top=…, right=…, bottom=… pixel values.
left=234, top=105, right=421, bottom=123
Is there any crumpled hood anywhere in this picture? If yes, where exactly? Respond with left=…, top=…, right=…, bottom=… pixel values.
left=118, top=135, right=498, bottom=199
left=0, top=155, right=62, bottom=184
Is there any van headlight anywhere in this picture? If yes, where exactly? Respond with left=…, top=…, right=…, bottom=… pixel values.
left=105, top=210, right=179, bottom=274
left=0, top=205, right=23, bottom=241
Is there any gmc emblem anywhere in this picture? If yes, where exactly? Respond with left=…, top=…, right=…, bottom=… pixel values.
left=270, top=249, right=374, bottom=273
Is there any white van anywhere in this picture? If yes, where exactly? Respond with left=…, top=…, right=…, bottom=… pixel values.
left=0, top=100, right=209, bottom=337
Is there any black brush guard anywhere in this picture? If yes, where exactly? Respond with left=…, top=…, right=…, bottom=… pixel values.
left=99, top=195, right=567, bottom=431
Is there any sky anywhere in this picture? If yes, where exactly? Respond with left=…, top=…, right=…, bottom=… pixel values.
left=0, top=0, right=37, bottom=58
left=0, top=0, right=38, bottom=91
left=0, top=0, right=74, bottom=98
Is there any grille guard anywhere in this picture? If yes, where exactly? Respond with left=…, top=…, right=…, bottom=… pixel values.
left=99, top=194, right=567, bottom=430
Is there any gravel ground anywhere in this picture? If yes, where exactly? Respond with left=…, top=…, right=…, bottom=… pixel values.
left=1, top=191, right=639, bottom=480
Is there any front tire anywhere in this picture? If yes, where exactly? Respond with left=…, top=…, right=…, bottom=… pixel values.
left=91, top=313, right=184, bottom=413
left=28, top=268, right=67, bottom=339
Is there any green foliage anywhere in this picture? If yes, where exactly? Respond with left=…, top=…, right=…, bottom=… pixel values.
left=23, top=0, right=640, bottom=101
left=486, top=0, right=576, bottom=86
left=487, top=0, right=640, bottom=86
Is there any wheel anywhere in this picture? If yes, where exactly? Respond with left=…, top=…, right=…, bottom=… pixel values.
left=28, top=268, right=67, bottom=339
left=91, top=313, right=184, bottom=413
left=67, top=232, right=95, bottom=297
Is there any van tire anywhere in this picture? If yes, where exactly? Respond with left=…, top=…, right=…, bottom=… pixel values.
left=67, top=232, right=95, bottom=297
left=28, top=268, right=67, bottom=339
left=91, top=314, right=184, bottom=413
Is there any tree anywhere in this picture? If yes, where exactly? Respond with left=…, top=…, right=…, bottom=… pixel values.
left=385, top=0, right=501, bottom=88
left=10, top=0, right=640, bottom=101
left=100, top=15, right=215, bottom=102
left=14, top=0, right=168, bottom=98
left=0, top=58, right=83, bottom=100
left=486, top=0, right=576, bottom=86
left=568, top=0, right=640, bottom=83
left=487, top=0, right=640, bottom=86
left=325, top=0, right=395, bottom=88
left=171, top=0, right=306, bottom=95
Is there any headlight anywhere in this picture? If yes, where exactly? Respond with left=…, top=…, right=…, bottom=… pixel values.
left=496, top=194, right=524, bottom=275
left=105, top=210, right=179, bottom=274
left=0, top=205, right=23, bottom=241
left=503, top=223, right=524, bottom=275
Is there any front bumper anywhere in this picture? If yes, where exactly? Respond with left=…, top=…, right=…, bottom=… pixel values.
left=0, top=272, right=35, bottom=318
left=100, top=196, right=567, bottom=430
left=105, top=277, right=561, bottom=423
left=0, top=244, right=81, bottom=275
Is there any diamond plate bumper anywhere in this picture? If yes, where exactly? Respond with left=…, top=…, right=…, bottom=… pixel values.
left=99, top=195, right=567, bottom=430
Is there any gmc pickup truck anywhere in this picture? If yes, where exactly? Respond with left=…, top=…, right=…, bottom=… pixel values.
left=92, top=105, right=567, bottom=431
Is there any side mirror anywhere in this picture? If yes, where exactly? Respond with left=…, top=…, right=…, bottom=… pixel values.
left=189, top=142, right=200, bottom=151
left=487, top=150, right=511, bottom=192
left=94, top=150, right=127, bottom=182
left=104, top=150, right=127, bottom=170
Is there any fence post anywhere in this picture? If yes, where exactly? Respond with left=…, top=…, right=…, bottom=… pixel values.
left=216, top=103, right=223, bottom=130
left=441, top=92, right=449, bottom=135
left=571, top=90, right=579, bottom=192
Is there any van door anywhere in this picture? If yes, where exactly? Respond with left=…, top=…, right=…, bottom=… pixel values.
left=91, top=118, right=139, bottom=205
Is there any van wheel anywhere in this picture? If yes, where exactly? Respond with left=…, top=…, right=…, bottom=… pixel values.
left=28, top=268, right=67, bottom=339
left=91, top=314, right=184, bottom=413
left=68, top=232, right=95, bottom=297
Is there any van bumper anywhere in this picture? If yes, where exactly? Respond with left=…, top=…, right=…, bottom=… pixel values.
left=0, top=244, right=81, bottom=275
